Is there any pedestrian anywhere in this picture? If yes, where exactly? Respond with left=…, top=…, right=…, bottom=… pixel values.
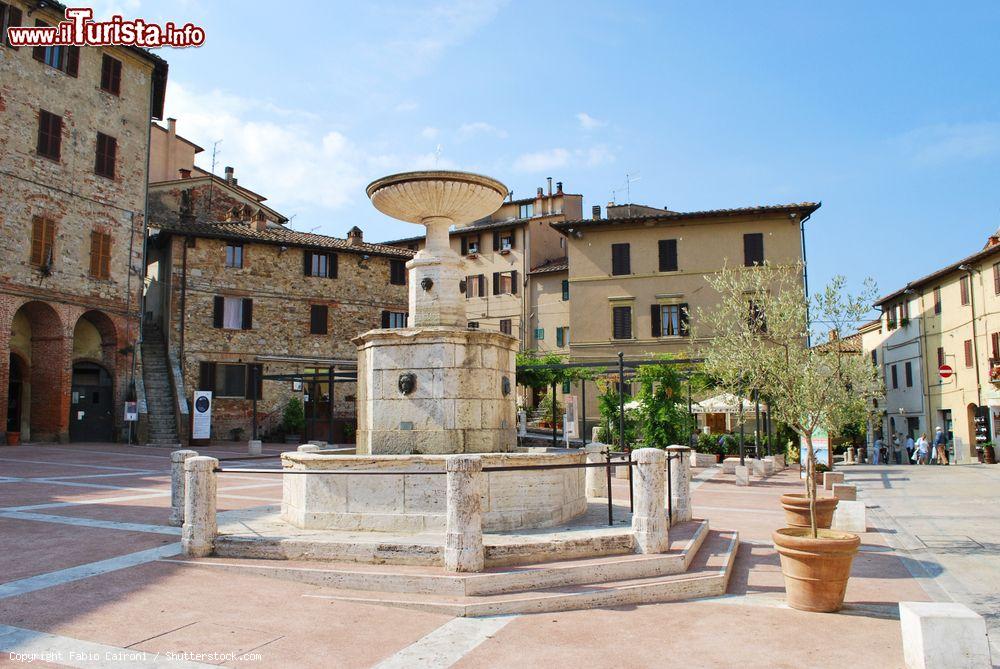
left=915, top=432, right=929, bottom=464
left=905, top=433, right=915, bottom=464
left=872, top=435, right=883, bottom=465
left=933, top=426, right=949, bottom=465
left=893, top=433, right=903, bottom=465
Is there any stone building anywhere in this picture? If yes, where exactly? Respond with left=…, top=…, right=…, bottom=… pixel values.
left=552, top=201, right=820, bottom=431
left=866, top=231, right=1000, bottom=462
left=0, top=0, right=168, bottom=443
left=145, top=122, right=411, bottom=443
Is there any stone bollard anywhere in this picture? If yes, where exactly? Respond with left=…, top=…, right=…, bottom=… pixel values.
left=631, top=448, right=669, bottom=553
left=750, top=458, right=768, bottom=477
left=832, top=483, right=857, bottom=501
left=831, top=500, right=867, bottom=532
left=181, top=456, right=218, bottom=557
left=666, top=445, right=692, bottom=524
left=297, top=444, right=321, bottom=453
left=584, top=443, right=609, bottom=498
left=444, top=455, right=484, bottom=572
left=735, top=465, right=751, bottom=486
left=899, top=601, right=991, bottom=669
left=823, top=471, right=845, bottom=490
left=169, top=449, right=198, bottom=527
left=518, top=411, right=527, bottom=437
left=248, top=439, right=262, bottom=455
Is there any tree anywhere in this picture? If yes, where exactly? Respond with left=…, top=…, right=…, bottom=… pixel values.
left=696, top=263, right=883, bottom=537
left=633, top=358, right=689, bottom=448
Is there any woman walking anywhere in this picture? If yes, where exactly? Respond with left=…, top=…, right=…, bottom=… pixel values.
left=915, top=432, right=930, bottom=465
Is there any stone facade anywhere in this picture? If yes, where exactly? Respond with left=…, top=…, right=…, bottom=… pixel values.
left=0, top=1, right=167, bottom=442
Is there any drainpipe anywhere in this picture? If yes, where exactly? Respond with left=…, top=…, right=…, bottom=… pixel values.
left=960, top=265, right=983, bottom=460
left=798, top=211, right=813, bottom=347
left=179, top=236, right=188, bottom=364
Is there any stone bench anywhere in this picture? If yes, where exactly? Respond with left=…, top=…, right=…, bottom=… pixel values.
left=899, top=601, right=991, bottom=669
left=764, top=455, right=785, bottom=471
left=722, top=457, right=741, bottom=474
left=823, top=471, right=845, bottom=490
left=832, top=483, right=856, bottom=501
left=690, top=451, right=717, bottom=468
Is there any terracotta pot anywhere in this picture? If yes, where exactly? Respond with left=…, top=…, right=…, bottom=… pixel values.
left=5, top=432, right=19, bottom=446
left=773, top=527, right=860, bottom=612
left=780, top=493, right=838, bottom=529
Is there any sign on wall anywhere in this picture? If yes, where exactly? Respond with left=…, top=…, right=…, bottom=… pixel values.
left=192, top=390, right=212, bottom=440
left=123, top=401, right=138, bottom=422
left=564, top=395, right=578, bottom=439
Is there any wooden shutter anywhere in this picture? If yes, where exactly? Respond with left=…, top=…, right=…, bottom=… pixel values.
left=89, top=231, right=101, bottom=277
left=303, top=251, right=312, bottom=276
left=329, top=253, right=338, bottom=278
left=37, top=111, right=61, bottom=160
left=509, top=230, right=515, bottom=249
left=891, top=365, right=898, bottom=389
left=658, top=239, right=677, bottom=272
left=905, top=362, right=913, bottom=387
left=965, top=340, right=973, bottom=367
left=511, top=270, right=518, bottom=295
left=992, top=332, right=1000, bottom=360
left=460, top=237, right=468, bottom=255
left=381, top=310, right=390, bottom=328
left=937, top=347, right=944, bottom=368
left=101, top=55, right=122, bottom=94
left=31, top=21, right=44, bottom=60
left=213, top=296, right=224, bottom=328
left=650, top=304, right=661, bottom=337
left=30, top=216, right=49, bottom=266
left=493, top=231, right=500, bottom=251
left=198, top=362, right=216, bottom=391
left=493, top=272, right=500, bottom=295
left=310, top=305, right=328, bottom=335
left=4, top=4, right=22, bottom=49
left=613, top=306, right=632, bottom=339
left=66, top=45, right=79, bottom=76
left=241, top=298, right=253, bottom=329
left=556, top=327, right=564, bottom=347
left=611, top=243, right=630, bottom=275
left=679, top=303, right=690, bottom=336
left=960, top=276, right=969, bottom=305
left=562, top=279, right=569, bottom=301
left=994, top=264, right=1000, bottom=295
left=744, top=233, right=764, bottom=266
left=464, top=276, right=472, bottom=298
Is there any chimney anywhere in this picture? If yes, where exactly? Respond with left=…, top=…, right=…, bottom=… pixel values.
left=828, top=328, right=839, bottom=343
left=178, top=168, right=191, bottom=179
left=167, top=117, right=176, bottom=136
left=347, top=226, right=364, bottom=246
left=547, top=177, right=553, bottom=197
left=224, top=166, right=234, bottom=185
left=536, top=187, right=543, bottom=198
left=592, top=205, right=601, bottom=220
left=556, top=181, right=563, bottom=194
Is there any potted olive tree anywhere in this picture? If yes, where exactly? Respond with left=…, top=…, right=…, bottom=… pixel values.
left=283, top=397, right=306, bottom=444
left=697, top=263, right=882, bottom=612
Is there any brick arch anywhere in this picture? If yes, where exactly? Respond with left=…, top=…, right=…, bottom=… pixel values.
left=8, top=300, right=70, bottom=442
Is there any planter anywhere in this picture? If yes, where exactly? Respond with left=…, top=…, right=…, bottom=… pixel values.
left=985, top=445, right=997, bottom=465
left=780, top=493, right=839, bottom=529
left=773, top=527, right=860, bottom=612
left=5, top=432, right=20, bottom=446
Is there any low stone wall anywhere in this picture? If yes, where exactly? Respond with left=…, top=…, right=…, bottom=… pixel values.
left=281, top=450, right=587, bottom=533
left=689, top=451, right=717, bottom=468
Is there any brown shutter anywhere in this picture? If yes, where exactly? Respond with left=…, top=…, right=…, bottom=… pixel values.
left=992, top=332, right=999, bottom=360
left=89, top=230, right=100, bottom=276
left=460, top=237, right=468, bottom=255
left=303, top=251, right=312, bottom=276
left=101, top=233, right=111, bottom=278
left=30, top=217, right=44, bottom=265
left=106, top=136, right=116, bottom=178
left=493, top=272, right=500, bottom=295
left=66, top=46, right=79, bottom=76
left=965, top=340, right=973, bottom=367
left=329, top=253, right=338, bottom=278
left=612, top=243, right=630, bottom=275
left=658, top=239, right=677, bottom=272
left=241, top=298, right=253, bottom=329
left=213, top=296, right=224, bottom=328
left=199, top=362, right=216, bottom=391
left=7, top=5, right=21, bottom=50
left=650, top=304, right=661, bottom=337
left=32, top=44, right=43, bottom=62
left=465, top=276, right=472, bottom=298
left=511, top=270, right=518, bottom=295
left=744, top=233, right=764, bottom=266
left=994, top=264, right=1000, bottom=295
left=381, top=310, right=390, bottom=328
left=478, top=274, right=485, bottom=297
left=310, top=304, right=328, bottom=334
left=493, top=231, right=500, bottom=252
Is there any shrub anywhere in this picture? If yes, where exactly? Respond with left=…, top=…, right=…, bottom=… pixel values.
left=283, top=397, right=305, bottom=434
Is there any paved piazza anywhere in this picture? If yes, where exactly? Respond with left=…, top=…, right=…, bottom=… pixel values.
left=0, top=443, right=990, bottom=668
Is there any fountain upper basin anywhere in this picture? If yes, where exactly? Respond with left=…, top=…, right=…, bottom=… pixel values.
left=366, top=170, right=507, bottom=227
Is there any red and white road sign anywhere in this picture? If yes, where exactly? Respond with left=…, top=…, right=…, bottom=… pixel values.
left=939, top=364, right=954, bottom=380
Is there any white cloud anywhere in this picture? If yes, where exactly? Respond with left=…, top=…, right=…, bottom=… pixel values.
left=457, top=121, right=507, bottom=140
left=421, top=126, right=440, bottom=140
left=394, top=100, right=419, bottom=113
left=576, top=112, right=606, bottom=130
left=513, top=146, right=615, bottom=172
left=896, top=122, right=1000, bottom=166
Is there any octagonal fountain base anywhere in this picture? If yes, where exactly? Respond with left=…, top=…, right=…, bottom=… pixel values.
left=281, top=451, right=587, bottom=533
left=353, top=327, right=518, bottom=455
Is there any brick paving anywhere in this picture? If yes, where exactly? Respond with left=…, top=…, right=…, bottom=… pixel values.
left=0, top=443, right=954, bottom=668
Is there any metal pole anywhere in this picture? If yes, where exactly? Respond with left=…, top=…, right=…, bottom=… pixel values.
left=581, top=378, right=588, bottom=447
left=754, top=390, right=761, bottom=457
left=617, top=352, right=626, bottom=451
left=666, top=453, right=673, bottom=526
left=687, top=378, right=693, bottom=444
left=738, top=395, right=745, bottom=466
left=605, top=447, right=613, bottom=527
left=251, top=365, right=258, bottom=441
left=328, top=366, right=335, bottom=445
left=310, top=377, right=318, bottom=442
left=627, top=449, right=634, bottom=512
left=766, top=406, right=772, bottom=457
left=551, top=380, right=558, bottom=447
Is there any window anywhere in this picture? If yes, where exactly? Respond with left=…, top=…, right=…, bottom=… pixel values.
left=994, top=264, right=1000, bottom=295
left=1, top=2, right=23, bottom=49
left=612, top=305, right=633, bottom=340
left=389, top=259, right=406, bottom=285
left=900, top=300, right=909, bottom=321
left=29, top=216, right=55, bottom=267
left=960, top=276, right=970, bottom=306
left=100, top=54, right=122, bottom=95
left=381, top=311, right=407, bottom=328
left=651, top=303, right=689, bottom=337
left=465, top=274, right=486, bottom=298
left=871, top=350, right=878, bottom=367
left=891, top=365, right=898, bottom=389
left=886, top=307, right=897, bottom=330
left=460, top=236, right=480, bottom=255
left=37, top=110, right=62, bottom=160
left=743, top=233, right=764, bottom=266
left=658, top=239, right=678, bottom=272
left=493, top=270, right=517, bottom=295
left=310, top=304, right=328, bottom=335
left=905, top=361, right=913, bottom=388
left=198, top=362, right=262, bottom=399
left=535, top=328, right=544, bottom=341
left=493, top=230, right=515, bottom=252
left=32, top=21, right=78, bottom=75
left=304, top=251, right=337, bottom=278
left=467, top=321, right=480, bottom=329
left=225, top=243, right=243, bottom=268
left=556, top=326, right=569, bottom=347
left=212, top=296, right=253, bottom=330
left=964, top=340, right=973, bottom=367
left=611, top=243, right=631, bottom=275
left=937, top=347, right=945, bottom=368
left=561, top=279, right=569, bottom=301
left=933, top=286, right=942, bottom=314
left=519, top=203, right=534, bottom=219
left=500, top=319, right=512, bottom=335
left=992, top=332, right=1000, bottom=361
left=562, top=380, right=571, bottom=394
left=94, top=133, right=117, bottom=178
left=89, top=230, right=111, bottom=279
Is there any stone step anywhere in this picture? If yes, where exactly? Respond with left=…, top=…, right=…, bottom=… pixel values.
left=168, top=521, right=709, bottom=597
left=191, top=528, right=738, bottom=617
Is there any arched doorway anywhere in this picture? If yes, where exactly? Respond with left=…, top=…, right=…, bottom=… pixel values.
left=6, top=354, right=25, bottom=436
left=69, top=362, right=114, bottom=442
left=8, top=301, right=66, bottom=442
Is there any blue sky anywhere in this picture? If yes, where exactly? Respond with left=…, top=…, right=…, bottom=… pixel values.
left=105, top=1, right=998, bottom=309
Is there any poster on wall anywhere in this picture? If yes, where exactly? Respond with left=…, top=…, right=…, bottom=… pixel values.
left=123, top=401, right=138, bottom=422
left=192, top=390, right=212, bottom=440
left=564, top=395, right=578, bottom=439
left=800, top=426, right=831, bottom=478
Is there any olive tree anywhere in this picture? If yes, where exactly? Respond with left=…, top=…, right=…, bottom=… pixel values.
left=696, top=263, right=882, bottom=537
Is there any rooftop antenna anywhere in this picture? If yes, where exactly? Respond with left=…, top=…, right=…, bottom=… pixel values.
left=624, top=171, right=641, bottom=216
left=205, top=139, right=222, bottom=220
